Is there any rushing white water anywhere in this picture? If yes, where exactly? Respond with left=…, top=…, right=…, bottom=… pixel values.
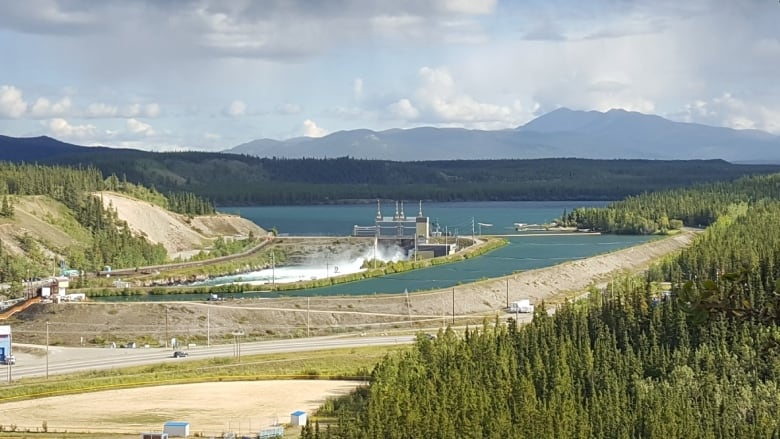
left=199, top=244, right=410, bottom=287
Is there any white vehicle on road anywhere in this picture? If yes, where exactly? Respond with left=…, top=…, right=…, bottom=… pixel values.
left=508, top=299, right=534, bottom=314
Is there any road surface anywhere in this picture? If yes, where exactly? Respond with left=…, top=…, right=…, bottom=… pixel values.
left=5, top=334, right=417, bottom=381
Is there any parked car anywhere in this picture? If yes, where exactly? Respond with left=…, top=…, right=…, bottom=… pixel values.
left=172, top=351, right=188, bottom=358
left=2, top=354, right=16, bottom=365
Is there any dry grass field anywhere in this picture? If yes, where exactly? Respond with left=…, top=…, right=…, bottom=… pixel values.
left=0, top=380, right=361, bottom=437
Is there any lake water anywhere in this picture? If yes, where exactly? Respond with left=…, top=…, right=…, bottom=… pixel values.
left=99, top=201, right=653, bottom=301
left=220, top=200, right=609, bottom=236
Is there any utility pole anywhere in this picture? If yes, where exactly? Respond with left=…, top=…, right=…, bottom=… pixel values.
left=207, top=308, right=210, bottom=347
left=452, top=288, right=455, bottom=325
left=232, top=330, right=244, bottom=362
left=271, top=252, right=275, bottom=287
left=506, top=278, right=509, bottom=309
left=45, top=321, right=50, bottom=379
left=405, top=289, right=412, bottom=326
left=306, top=297, right=310, bottom=337
left=441, top=293, right=445, bottom=328
left=165, top=306, right=169, bottom=348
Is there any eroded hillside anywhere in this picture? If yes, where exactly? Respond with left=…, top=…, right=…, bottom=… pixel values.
left=97, top=192, right=266, bottom=259
left=0, top=193, right=266, bottom=265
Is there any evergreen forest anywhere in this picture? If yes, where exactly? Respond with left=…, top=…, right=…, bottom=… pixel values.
left=302, top=173, right=780, bottom=438
left=15, top=144, right=780, bottom=205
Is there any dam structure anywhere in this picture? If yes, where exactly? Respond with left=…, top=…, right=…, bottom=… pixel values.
left=353, top=201, right=455, bottom=259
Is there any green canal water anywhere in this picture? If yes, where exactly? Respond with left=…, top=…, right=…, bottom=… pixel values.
left=97, top=201, right=653, bottom=301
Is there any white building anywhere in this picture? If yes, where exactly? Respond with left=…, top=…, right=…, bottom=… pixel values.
left=290, top=410, right=307, bottom=427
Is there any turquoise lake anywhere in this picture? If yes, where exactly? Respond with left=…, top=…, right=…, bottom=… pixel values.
left=220, top=200, right=609, bottom=237
left=99, top=201, right=653, bottom=301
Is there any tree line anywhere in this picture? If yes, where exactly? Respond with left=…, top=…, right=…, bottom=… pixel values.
left=561, top=173, right=780, bottom=234
left=31, top=148, right=780, bottom=205
left=304, top=174, right=780, bottom=438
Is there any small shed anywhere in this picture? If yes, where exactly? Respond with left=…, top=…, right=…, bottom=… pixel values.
left=290, top=410, right=307, bottom=427
left=163, top=421, right=190, bottom=437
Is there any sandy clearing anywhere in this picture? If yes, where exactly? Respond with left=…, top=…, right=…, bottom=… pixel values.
left=0, top=380, right=362, bottom=436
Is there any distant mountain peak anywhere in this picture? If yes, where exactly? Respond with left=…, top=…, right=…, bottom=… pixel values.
left=219, top=108, right=780, bottom=162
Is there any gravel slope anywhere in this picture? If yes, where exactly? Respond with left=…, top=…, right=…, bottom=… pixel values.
left=98, top=192, right=265, bottom=259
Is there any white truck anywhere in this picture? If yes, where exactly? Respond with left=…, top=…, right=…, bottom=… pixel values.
left=508, top=299, right=534, bottom=314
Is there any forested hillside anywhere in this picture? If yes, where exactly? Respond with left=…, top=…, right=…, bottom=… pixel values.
left=62, top=155, right=780, bottom=205
left=14, top=145, right=780, bottom=205
left=307, top=176, right=780, bottom=438
left=0, top=162, right=214, bottom=287
left=563, top=173, right=780, bottom=234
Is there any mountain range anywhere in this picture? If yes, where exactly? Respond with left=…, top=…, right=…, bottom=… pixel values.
left=225, top=108, right=780, bottom=163
left=1, top=108, right=779, bottom=164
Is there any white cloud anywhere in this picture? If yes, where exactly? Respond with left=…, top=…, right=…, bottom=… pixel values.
left=47, top=118, right=97, bottom=139
left=401, top=66, right=530, bottom=128
left=353, top=78, right=364, bottom=100
left=435, top=0, right=496, bottom=15
left=677, top=93, right=780, bottom=134
left=84, top=102, right=161, bottom=118
left=369, top=14, right=424, bottom=37
left=144, top=103, right=161, bottom=117
left=30, top=96, right=72, bottom=118
left=124, top=103, right=143, bottom=117
left=389, top=98, right=419, bottom=120
left=0, top=85, right=27, bottom=118
left=302, top=119, right=327, bottom=138
left=276, top=103, right=302, bottom=115
left=85, top=102, right=118, bottom=118
left=227, top=100, right=247, bottom=117
left=0, top=1, right=98, bottom=34
left=119, top=103, right=161, bottom=118
left=1, top=1, right=779, bottom=148
left=126, top=118, right=155, bottom=136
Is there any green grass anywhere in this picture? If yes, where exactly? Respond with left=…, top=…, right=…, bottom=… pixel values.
left=0, top=345, right=408, bottom=404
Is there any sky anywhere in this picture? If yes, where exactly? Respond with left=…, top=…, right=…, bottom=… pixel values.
left=0, top=0, right=778, bottom=152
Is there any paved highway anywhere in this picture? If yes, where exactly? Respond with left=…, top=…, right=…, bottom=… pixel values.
left=4, top=334, right=416, bottom=381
